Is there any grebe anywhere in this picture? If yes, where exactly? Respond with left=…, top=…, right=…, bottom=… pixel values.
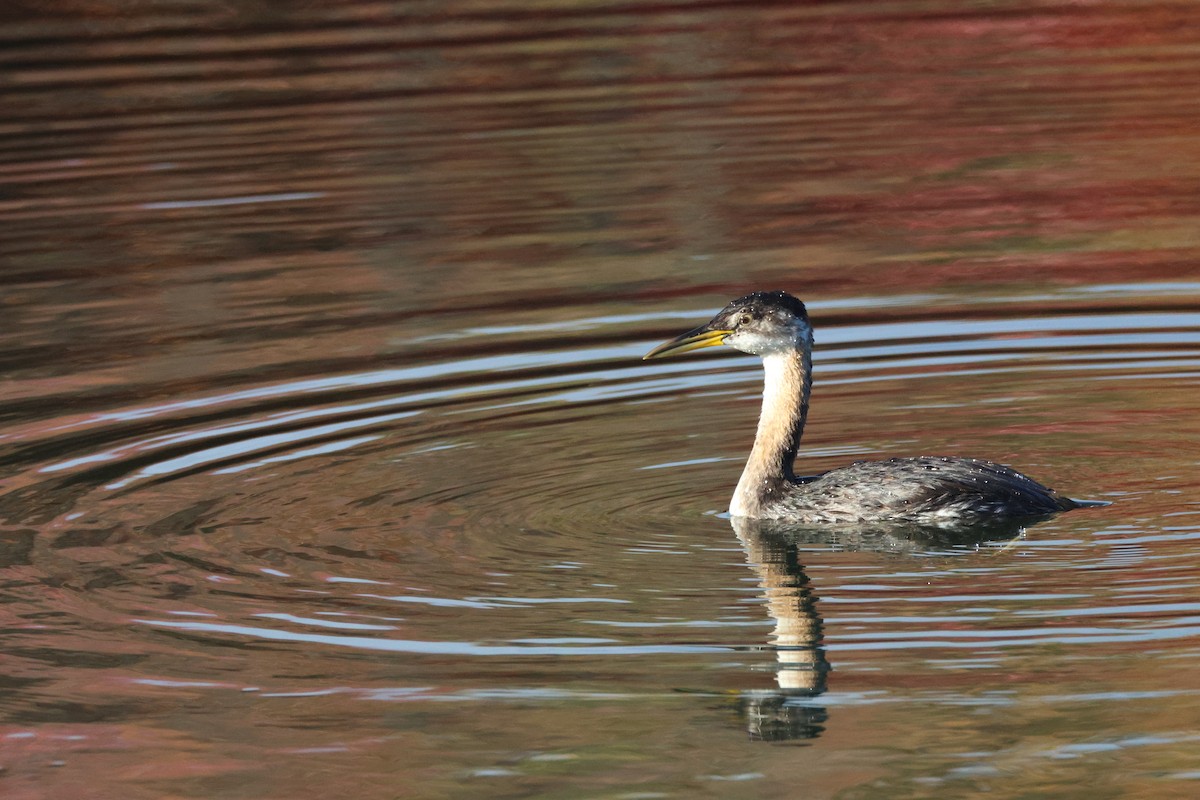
left=644, top=291, right=1077, bottom=522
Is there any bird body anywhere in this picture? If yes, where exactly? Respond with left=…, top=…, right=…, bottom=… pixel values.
left=740, top=455, right=1075, bottom=523
left=644, top=291, right=1077, bottom=523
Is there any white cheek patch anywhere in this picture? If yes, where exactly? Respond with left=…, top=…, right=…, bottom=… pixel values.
left=726, top=330, right=774, bottom=354
left=729, top=325, right=806, bottom=356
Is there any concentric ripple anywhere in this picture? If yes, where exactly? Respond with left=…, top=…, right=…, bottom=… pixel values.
left=3, top=283, right=1197, bottom=534
left=5, top=0, right=1200, bottom=794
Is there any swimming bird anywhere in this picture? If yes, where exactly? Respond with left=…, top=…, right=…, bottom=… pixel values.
left=644, top=291, right=1078, bottom=522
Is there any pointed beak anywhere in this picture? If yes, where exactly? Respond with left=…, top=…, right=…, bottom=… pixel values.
left=642, top=324, right=733, bottom=360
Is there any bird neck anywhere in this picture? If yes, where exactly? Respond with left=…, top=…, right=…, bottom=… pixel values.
left=731, top=340, right=812, bottom=517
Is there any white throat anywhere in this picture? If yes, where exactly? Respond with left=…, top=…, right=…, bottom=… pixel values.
left=730, top=350, right=809, bottom=517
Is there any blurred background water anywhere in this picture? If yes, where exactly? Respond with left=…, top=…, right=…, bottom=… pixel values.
left=3, top=1, right=1200, bottom=797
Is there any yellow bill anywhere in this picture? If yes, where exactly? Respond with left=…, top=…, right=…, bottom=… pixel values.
left=643, top=326, right=732, bottom=360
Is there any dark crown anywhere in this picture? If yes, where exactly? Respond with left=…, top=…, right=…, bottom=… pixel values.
left=727, top=291, right=808, bottom=321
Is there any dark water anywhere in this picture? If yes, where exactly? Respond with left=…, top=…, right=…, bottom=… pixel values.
left=4, top=2, right=1200, bottom=797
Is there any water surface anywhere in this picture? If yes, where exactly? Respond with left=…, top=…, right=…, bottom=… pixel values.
left=3, top=2, right=1200, bottom=798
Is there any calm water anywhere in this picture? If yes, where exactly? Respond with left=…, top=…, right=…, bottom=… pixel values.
left=4, top=2, right=1200, bottom=798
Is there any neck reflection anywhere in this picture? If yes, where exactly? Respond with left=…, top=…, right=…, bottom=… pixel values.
left=731, top=515, right=830, bottom=742
left=729, top=514, right=1048, bottom=742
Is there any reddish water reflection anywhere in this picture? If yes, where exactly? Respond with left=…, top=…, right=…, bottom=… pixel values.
left=3, top=2, right=1200, bottom=798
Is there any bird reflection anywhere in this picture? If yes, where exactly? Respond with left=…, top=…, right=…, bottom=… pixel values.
left=728, top=514, right=1049, bottom=742
left=730, top=515, right=829, bottom=742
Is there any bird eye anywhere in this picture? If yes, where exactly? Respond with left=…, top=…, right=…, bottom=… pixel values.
left=738, top=314, right=752, bottom=327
